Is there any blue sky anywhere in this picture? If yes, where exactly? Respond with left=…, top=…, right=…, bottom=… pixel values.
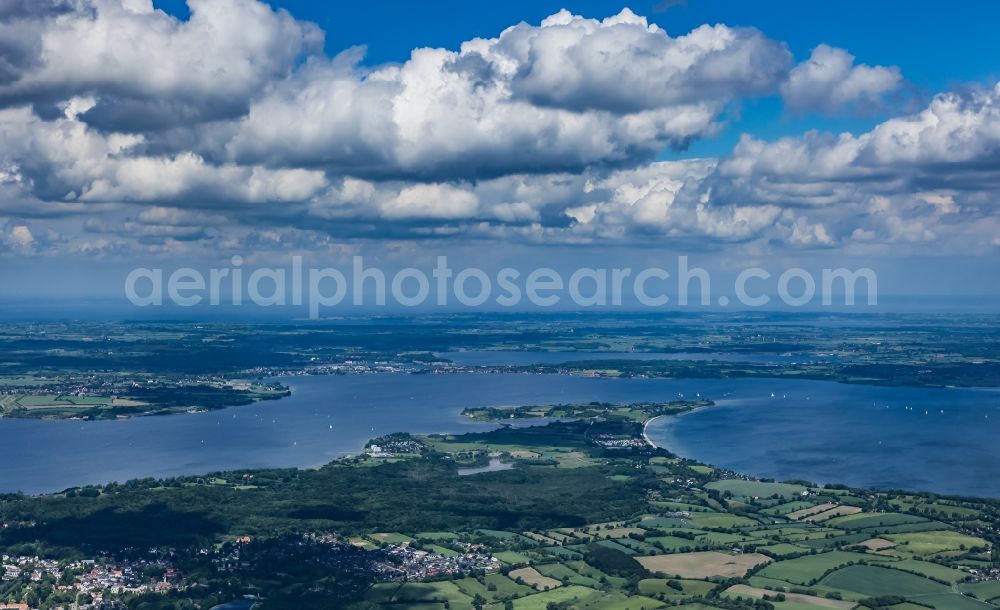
left=0, top=0, right=998, bottom=306
left=151, top=0, right=1000, bottom=157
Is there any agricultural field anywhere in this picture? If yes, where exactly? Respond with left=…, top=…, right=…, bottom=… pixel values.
left=636, top=551, right=772, bottom=578
left=906, top=594, right=997, bottom=610
left=961, top=580, right=1000, bottom=602
left=454, top=575, right=534, bottom=602
left=724, top=584, right=856, bottom=609
left=755, top=550, right=888, bottom=586
left=819, top=564, right=949, bottom=597
left=886, top=530, right=989, bottom=556
left=508, top=567, right=562, bottom=590
left=705, top=480, right=809, bottom=499
left=638, top=578, right=716, bottom=598
left=824, top=512, right=927, bottom=530
left=364, top=581, right=472, bottom=606
left=511, top=585, right=600, bottom=610
left=859, top=537, right=897, bottom=551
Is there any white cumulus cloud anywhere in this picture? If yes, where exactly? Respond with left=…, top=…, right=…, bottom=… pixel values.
left=781, top=44, right=903, bottom=114
left=0, top=0, right=323, bottom=130
left=224, top=8, right=792, bottom=178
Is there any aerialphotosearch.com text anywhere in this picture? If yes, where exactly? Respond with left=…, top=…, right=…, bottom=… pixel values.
left=125, top=256, right=878, bottom=318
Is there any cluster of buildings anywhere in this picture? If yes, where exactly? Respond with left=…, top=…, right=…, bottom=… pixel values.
left=243, top=360, right=412, bottom=378
left=588, top=433, right=650, bottom=450
left=75, top=559, right=179, bottom=598
left=212, top=533, right=395, bottom=581
left=366, top=434, right=425, bottom=457
left=966, top=565, right=1000, bottom=583
left=0, top=376, right=122, bottom=400
left=383, top=544, right=500, bottom=580
left=655, top=474, right=709, bottom=490
left=1, top=553, right=183, bottom=607
left=1, top=555, right=60, bottom=583
left=5, top=534, right=495, bottom=607
left=209, top=532, right=498, bottom=584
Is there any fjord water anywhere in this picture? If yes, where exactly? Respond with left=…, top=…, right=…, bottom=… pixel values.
left=0, top=373, right=997, bottom=496
left=646, top=383, right=1000, bottom=497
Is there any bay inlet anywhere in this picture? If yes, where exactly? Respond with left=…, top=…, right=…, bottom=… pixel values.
left=0, top=371, right=995, bottom=497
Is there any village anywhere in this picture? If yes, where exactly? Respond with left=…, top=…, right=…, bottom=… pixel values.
left=1, top=530, right=501, bottom=609
left=1, top=552, right=180, bottom=608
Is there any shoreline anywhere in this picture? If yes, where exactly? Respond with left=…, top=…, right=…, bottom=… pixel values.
left=641, top=414, right=664, bottom=449
left=8, top=375, right=996, bottom=499
left=10, top=397, right=1000, bottom=503
left=642, top=400, right=713, bottom=452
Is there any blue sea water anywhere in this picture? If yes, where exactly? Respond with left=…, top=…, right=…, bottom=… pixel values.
left=646, top=383, right=1000, bottom=497
left=0, top=372, right=996, bottom=497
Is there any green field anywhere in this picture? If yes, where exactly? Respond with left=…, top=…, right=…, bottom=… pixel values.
left=960, top=580, right=1000, bottom=602
left=825, top=512, right=927, bottom=530
left=638, top=578, right=715, bottom=598
left=687, top=512, right=760, bottom=529
left=533, top=562, right=601, bottom=587
left=911, top=594, right=997, bottom=610
left=415, top=531, right=460, bottom=541
left=756, top=550, right=886, bottom=585
left=455, top=575, right=534, bottom=602
left=762, top=500, right=817, bottom=516
left=370, top=532, right=416, bottom=544
left=887, top=530, right=988, bottom=555
left=705, top=480, right=809, bottom=499
left=511, top=585, right=599, bottom=610
left=819, top=564, right=948, bottom=597
left=576, top=592, right=666, bottom=610
left=495, top=550, right=534, bottom=565
left=365, top=581, right=474, bottom=607
left=891, top=558, right=970, bottom=583
left=758, top=542, right=810, bottom=558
